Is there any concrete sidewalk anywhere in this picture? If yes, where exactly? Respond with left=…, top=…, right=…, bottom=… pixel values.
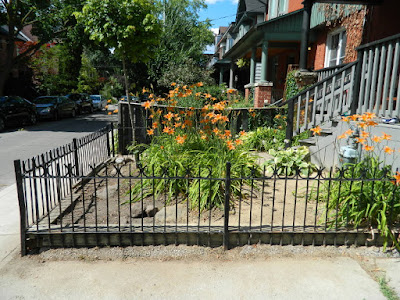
left=0, top=184, right=20, bottom=268
left=0, top=181, right=399, bottom=299
left=0, top=246, right=399, bottom=300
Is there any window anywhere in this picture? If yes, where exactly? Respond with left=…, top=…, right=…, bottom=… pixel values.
left=268, top=0, right=288, bottom=19
left=325, top=28, right=347, bottom=67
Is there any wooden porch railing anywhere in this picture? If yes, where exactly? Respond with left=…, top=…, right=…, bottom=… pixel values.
left=284, top=33, right=400, bottom=144
left=355, top=33, right=400, bottom=118
left=284, top=61, right=357, bottom=141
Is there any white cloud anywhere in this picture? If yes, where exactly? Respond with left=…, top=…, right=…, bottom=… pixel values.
left=231, top=0, right=238, bottom=4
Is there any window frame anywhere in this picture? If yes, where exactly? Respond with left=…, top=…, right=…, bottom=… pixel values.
left=268, top=0, right=288, bottom=19
left=324, top=27, right=347, bottom=68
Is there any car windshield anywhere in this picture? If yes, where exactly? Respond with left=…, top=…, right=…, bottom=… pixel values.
left=33, top=97, right=57, bottom=104
left=90, top=95, right=101, bottom=101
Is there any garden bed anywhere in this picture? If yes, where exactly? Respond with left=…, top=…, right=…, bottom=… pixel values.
left=56, top=156, right=325, bottom=231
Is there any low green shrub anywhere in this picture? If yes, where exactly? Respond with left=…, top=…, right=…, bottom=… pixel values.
left=264, top=146, right=315, bottom=176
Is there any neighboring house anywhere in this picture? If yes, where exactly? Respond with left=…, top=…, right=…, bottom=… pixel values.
left=213, top=0, right=305, bottom=107
left=0, top=25, right=37, bottom=97
left=213, top=0, right=397, bottom=108
left=282, top=0, right=400, bottom=170
left=308, top=0, right=400, bottom=73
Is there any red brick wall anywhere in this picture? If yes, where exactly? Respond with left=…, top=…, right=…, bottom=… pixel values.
left=309, top=31, right=328, bottom=70
left=308, top=8, right=366, bottom=70
left=254, top=85, right=272, bottom=107
left=288, top=0, right=303, bottom=13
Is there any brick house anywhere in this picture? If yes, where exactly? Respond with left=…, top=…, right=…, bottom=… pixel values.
left=213, top=0, right=399, bottom=108
left=308, top=0, right=400, bottom=73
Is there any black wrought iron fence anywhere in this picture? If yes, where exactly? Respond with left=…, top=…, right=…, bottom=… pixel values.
left=15, top=150, right=400, bottom=255
left=14, top=124, right=115, bottom=254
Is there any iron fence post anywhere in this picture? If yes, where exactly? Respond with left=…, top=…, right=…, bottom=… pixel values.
left=72, top=138, right=79, bottom=176
left=14, top=160, right=27, bottom=256
left=285, top=99, right=294, bottom=148
left=223, top=162, right=231, bottom=250
left=110, top=122, right=115, bottom=157
left=106, top=124, right=111, bottom=157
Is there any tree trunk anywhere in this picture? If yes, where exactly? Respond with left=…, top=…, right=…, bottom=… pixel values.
left=122, top=56, right=136, bottom=145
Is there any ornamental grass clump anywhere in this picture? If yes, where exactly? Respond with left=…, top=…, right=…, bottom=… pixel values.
left=128, top=83, right=260, bottom=211
left=310, top=112, right=400, bottom=251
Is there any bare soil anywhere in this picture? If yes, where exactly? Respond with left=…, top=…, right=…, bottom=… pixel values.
left=59, top=158, right=327, bottom=231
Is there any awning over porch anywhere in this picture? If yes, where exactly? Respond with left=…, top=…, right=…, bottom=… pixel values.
left=223, top=9, right=304, bottom=61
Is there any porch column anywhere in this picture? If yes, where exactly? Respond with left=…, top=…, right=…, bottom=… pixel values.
left=299, top=0, right=313, bottom=71
left=229, top=62, right=234, bottom=88
left=250, top=47, right=256, bottom=84
left=219, top=67, right=224, bottom=85
left=261, top=40, right=268, bottom=82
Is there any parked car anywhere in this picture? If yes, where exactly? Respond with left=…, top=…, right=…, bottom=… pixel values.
left=0, top=96, right=37, bottom=131
left=65, top=93, right=93, bottom=114
left=90, top=94, right=107, bottom=110
left=33, top=96, right=77, bottom=121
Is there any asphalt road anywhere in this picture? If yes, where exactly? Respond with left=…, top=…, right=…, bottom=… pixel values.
left=0, top=110, right=117, bottom=190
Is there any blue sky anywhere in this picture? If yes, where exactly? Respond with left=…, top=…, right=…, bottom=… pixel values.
left=198, top=0, right=238, bottom=53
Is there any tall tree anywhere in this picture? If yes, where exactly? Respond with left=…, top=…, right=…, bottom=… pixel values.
left=74, top=0, right=161, bottom=139
left=148, top=0, right=214, bottom=88
left=0, top=0, right=57, bottom=95
left=0, top=0, right=88, bottom=96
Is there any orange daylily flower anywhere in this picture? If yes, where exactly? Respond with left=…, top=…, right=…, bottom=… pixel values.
left=184, top=119, right=192, bottom=127
left=147, top=129, right=154, bottom=135
left=224, top=130, right=231, bottom=137
left=337, top=133, right=347, bottom=139
left=171, top=82, right=177, bottom=86
left=360, top=130, right=369, bottom=138
left=235, top=139, right=243, bottom=145
left=152, top=122, right=158, bottom=129
left=310, top=126, right=322, bottom=136
left=108, top=112, right=112, bottom=115
left=344, top=129, right=354, bottom=136
left=174, top=122, right=182, bottom=128
left=350, top=114, right=361, bottom=121
left=196, top=82, right=203, bottom=87
left=366, top=120, right=378, bottom=126
left=382, top=132, right=392, bottom=140
left=364, top=145, right=374, bottom=151
left=384, top=146, right=394, bottom=154
left=163, top=126, right=175, bottom=135
left=212, top=128, right=220, bottom=134
left=358, top=122, right=368, bottom=129
left=355, top=137, right=367, bottom=144
left=371, top=135, right=382, bottom=143
left=164, top=112, right=174, bottom=121
left=393, top=171, right=400, bottom=186
left=226, top=140, right=235, bottom=150
left=139, top=100, right=151, bottom=109
left=275, top=114, right=281, bottom=119
left=107, top=99, right=112, bottom=103
left=240, top=130, right=247, bottom=136
left=341, top=116, right=350, bottom=122
left=176, top=135, right=186, bottom=144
